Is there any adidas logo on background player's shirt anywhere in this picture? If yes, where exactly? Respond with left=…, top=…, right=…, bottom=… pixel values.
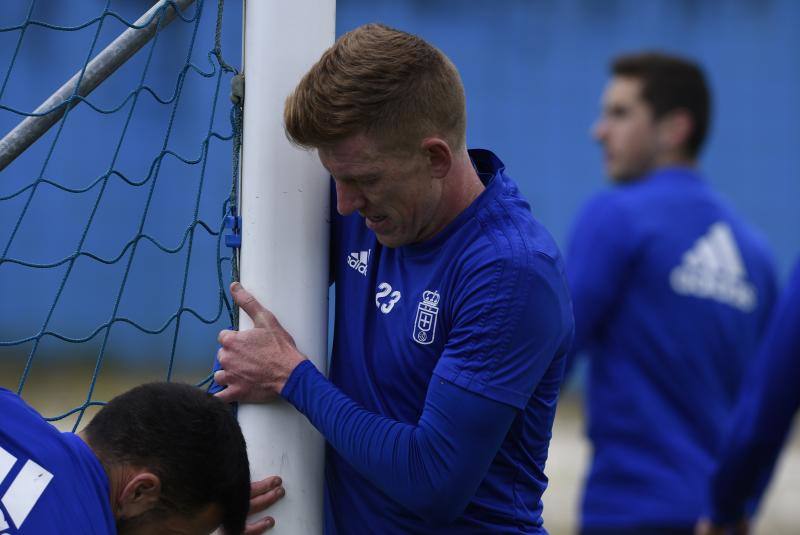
left=347, top=250, right=370, bottom=276
left=0, top=445, right=53, bottom=532
left=670, top=221, right=757, bottom=312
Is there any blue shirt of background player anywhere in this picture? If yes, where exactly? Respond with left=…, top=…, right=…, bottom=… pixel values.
left=567, top=167, right=777, bottom=530
left=0, top=389, right=115, bottom=534
left=281, top=149, right=574, bottom=533
left=708, top=257, right=800, bottom=526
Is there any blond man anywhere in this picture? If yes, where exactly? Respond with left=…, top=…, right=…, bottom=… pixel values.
left=214, top=24, right=574, bottom=534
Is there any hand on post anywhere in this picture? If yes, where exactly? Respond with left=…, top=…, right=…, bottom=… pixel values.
left=214, top=282, right=307, bottom=403
left=242, top=476, right=286, bottom=534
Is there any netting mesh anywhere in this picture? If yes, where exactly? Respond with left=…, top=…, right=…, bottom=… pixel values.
left=0, top=0, right=241, bottom=430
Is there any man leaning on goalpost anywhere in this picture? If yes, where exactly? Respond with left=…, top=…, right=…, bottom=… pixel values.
left=214, top=23, right=574, bottom=534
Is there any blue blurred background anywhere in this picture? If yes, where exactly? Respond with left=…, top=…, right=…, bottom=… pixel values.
left=1, top=0, right=798, bottom=373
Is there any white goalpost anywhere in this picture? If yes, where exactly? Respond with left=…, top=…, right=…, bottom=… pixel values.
left=237, top=1, right=335, bottom=533
left=0, top=0, right=335, bottom=530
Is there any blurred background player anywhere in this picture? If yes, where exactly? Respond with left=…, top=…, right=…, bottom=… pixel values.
left=0, top=381, right=281, bottom=535
left=566, top=52, right=778, bottom=534
left=696, top=257, right=800, bottom=535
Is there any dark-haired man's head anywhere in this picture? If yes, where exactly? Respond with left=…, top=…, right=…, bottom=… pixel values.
left=593, top=51, right=711, bottom=182
left=80, top=382, right=250, bottom=535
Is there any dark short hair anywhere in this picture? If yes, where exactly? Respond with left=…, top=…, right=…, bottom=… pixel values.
left=612, top=51, right=711, bottom=158
left=84, top=382, right=250, bottom=534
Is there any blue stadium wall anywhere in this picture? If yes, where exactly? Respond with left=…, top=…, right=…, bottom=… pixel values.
left=1, top=0, right=797, bottom=364
left=337, top=0, right=799, bottom=277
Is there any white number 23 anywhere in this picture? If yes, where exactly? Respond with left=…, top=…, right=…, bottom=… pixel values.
left=375, top=282, right=401, bottom=314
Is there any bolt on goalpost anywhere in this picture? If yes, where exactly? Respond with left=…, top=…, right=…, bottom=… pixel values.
left=0, top=0, right=196, bottom=172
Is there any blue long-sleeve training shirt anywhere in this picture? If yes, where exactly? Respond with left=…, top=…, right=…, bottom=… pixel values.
left=283, top=360, right=518, bottom=527
left=709, top=257, right=800, bottom=525
left=282, top=149, right=574, bottom=534
left=567, top=167, right=777, bottom=529
left=0, top=389, right=115, bottom=534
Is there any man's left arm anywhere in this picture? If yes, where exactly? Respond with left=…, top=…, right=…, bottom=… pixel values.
left=215, top=252, right=571, bottom=523
left=282, top=361, right=517, bottom=524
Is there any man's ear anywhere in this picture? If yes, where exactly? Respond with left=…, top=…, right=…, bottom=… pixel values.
left=420, top=137, right=453, bottom=179
left=658, top=109, right=693, bottom=156
left=117, top=472, right=162, bottom=518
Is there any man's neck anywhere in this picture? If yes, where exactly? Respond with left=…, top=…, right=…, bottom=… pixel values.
left=653, top=151, right=696, bottom=171
left=438, top=148, right=486, bottom=222
left=623, top=155, right=697, bottom=183
left=409, top=147, right=486, bottom=244
left=78, top=430, right=120, bottom=518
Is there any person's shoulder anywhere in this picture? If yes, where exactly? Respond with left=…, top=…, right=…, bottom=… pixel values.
left=587, top=168, right=698, bottom=213
left=0, top=389, right=67, bottom=458
left=1, top=386, right=20, bottom=399
left=739, top=222, right=776, bottom=271
left=0, top=387, right=45, bottom=421
left=4, top=428, right=115, bottom=534
left=475, top=207, right=560, bottom=268
left=566, top=186, right=641, bottom=255
left=711, top=193, right=776, bottom=268
left=575, top=184, right=637, bottom=224
left=461, top=203, right=568, bottom=299
left=728, top=210, right=774, bottom=258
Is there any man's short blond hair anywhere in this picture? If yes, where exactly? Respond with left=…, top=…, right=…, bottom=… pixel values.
left=284, top=23, right=466, bottom=152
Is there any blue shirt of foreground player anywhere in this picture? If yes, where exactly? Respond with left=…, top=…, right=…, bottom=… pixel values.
left=709, top=257, right=800, bottom=525
left=0, top=389, right=115, bottom=534
left=281, top=149, right=574, bottom=534
left=567, top=167, right=777, bottom=530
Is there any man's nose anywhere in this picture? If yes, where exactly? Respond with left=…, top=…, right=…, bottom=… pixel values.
left=335, top=181, right=365, bottom=216
left=592, top=118, right=608, bottom=142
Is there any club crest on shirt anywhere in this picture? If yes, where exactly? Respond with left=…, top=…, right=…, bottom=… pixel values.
left=413, top=290, right=440, bottom=345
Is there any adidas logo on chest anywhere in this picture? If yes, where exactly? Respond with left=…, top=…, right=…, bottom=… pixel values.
left=347, top=249, right=370, bottom=276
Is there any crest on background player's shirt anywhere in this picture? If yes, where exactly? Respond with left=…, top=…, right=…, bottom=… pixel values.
left=413, top=290, right=440, bottom=345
